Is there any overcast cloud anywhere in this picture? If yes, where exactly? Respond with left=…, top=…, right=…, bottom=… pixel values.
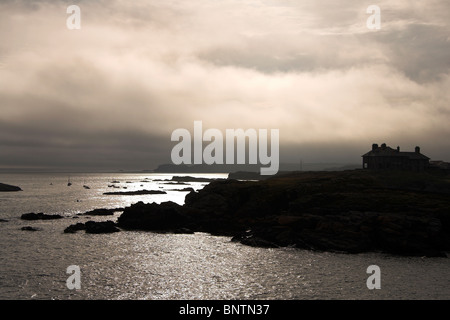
left=0, top=0, right=449, bottom=170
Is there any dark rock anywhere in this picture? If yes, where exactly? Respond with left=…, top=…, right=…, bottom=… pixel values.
left=0, top=219, right=8, bottom=222
left=0, top=183, right=22, bottom=192
left=64, top=222, right=86, bottom=233
left=231, top=230, right=279, bottom=248
left=103, top=190, right=167, bottom=195
left=172, top=187, right=195, bottom=192
left=85, top=221, right=120, bottom=234
left=372, top=214, right=447, bottom=257
left=228, top=171, right=269, bottom=180
left=115, top=170, right=450, bottom=257
left=21, top=226, right=39, bottom=231
left=117, top=201, right=190, bottom=232
left=170, top=176, right=225, bottom=183
left=83, top=208, right=125, bottom=216
left=173, top=227, right=195, bottom=234
left=65, top=221, right=120, bottom=234
left=164, top=182, right=189, bottom=185
left=21, top=212, right=63, bottom=220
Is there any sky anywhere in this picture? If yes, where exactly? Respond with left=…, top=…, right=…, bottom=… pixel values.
left=0, top=0, right=449, bottom=171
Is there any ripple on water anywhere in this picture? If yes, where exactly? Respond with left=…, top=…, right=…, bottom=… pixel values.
left=1, top=173, right=449, bottom=300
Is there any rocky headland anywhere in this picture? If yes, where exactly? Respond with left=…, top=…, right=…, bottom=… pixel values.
left=117, top=169, right=450, bottom=257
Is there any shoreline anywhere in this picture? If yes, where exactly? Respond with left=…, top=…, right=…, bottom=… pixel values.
left=9, top=169, right=450, bottom=257
left=113, top=169, right=450, bottom=257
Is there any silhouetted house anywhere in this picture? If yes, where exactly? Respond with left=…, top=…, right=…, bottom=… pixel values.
left=362, top=143, right=430, bottom=171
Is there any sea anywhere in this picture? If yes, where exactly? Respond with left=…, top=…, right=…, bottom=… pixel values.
left=0, top=173, right=449, bottom=300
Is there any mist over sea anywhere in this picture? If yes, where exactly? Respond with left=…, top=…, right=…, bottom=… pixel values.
left=0, top=173, right=449, bottom=300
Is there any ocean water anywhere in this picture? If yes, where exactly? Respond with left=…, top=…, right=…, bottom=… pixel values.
left=0, top=173, right=449, bottom=300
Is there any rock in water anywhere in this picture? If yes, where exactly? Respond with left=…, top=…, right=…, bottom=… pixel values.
left=21, top=226, right=39, bottom=231
left=0, top=183, right=22, bottom=192
left=173, top=187, right=195, bottom=192
left=82, top=208, right=125, bottom=216
left=103, top=190, right=167, bottom=195
left=85, top=221, right=120, bottom=234
left=117, top=201, right=190, bottom=232
left=64, top=221, right=120, bottom=234
left=21, top=212, right=63, bottom=220
left=64, top=223, right=86, bottom=233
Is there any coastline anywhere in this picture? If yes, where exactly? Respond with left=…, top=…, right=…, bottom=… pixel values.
left=114, top=169, right=450, bottom=257
left=2, top=171, right=450, bottom=300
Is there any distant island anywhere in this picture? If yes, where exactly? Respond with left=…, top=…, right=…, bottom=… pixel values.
left=0, top=182, right=22, bottom=192
left=152, top=163, right=360, bottom=174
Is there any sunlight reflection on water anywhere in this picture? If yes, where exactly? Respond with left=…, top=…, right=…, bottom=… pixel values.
left=0, top=173, right=449, bottom=300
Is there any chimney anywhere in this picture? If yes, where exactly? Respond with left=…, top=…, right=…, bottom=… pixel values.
left=397, top=146, right=400, bottom=152
left=415, top=146, right=420, bottom=154
left=372, top=143, right=378, bottom=151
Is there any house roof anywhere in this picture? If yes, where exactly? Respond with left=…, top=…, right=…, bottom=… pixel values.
left=362, top=145, right=430, bottom=160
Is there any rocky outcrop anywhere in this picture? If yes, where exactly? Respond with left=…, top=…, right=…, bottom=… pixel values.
left=117, top=170, right=450, bottom=257
left=170, top=176, right=225, bottom=183
left=82, top=208, right=125, bottom=216
left=227, top=171, right=271, bottom=180
left=103, top=190, right=166, bottom=195
left=21, top=226, right=40, bottom=231
left=64, top=222, right=86, bottom=233
left=21, top=212, right=63, bottom=220
left=172, top=187, right=195, bottom=192
left=85, top=221, right=120, bottom=234
left=117, top=201, right=193, bottom=233
left=0, top=183, right=22, bottom=192
left=229, top=211, right=448, bottom=257
left=64, top=221, right=120, bottom=234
